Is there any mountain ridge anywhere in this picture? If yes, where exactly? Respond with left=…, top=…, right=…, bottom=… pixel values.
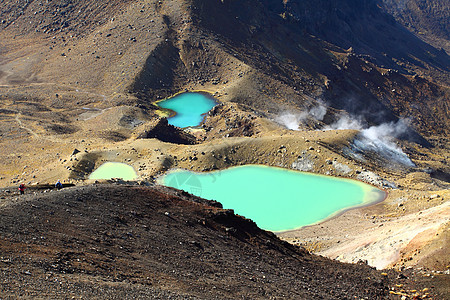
left=0, top=183, right=395, bottom=299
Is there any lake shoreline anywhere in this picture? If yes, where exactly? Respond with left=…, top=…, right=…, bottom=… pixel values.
left=155, top=91, right=218, bottom=128
left=158, top=164, right=386, bottom=232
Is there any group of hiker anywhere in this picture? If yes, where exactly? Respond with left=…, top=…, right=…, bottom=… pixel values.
left=18, top=180, right=63, bottom=195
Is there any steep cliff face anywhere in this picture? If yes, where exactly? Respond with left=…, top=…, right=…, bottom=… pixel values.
left=284, top=0, right=448, bottom=70
left=381, top=0, right=450, bottom=51
left=0, top=0, right=448, bottom=136
left=189, top=0, right=448, bottom=135
left=194, top=0, right=448, bottom=75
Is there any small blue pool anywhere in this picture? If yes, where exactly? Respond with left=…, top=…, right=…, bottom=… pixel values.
left=156, top=92, right=217, bottom=128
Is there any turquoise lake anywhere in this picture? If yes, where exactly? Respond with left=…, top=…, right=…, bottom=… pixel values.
left=89, top=162, right=138, bottom=181
left=157, top=165, right=385, bottom=232
left=156, top=92, right=217, bottom=128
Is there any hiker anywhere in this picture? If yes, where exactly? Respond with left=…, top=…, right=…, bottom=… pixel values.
left=18, top=183, right=25, bottom=195
left=55, top=180, right=63, bottom=190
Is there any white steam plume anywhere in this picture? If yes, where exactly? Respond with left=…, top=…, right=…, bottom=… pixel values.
left=275, top=101, right=327, bottom=130
left=275, top=112, right=307, bottom=130
left=309, top=103, right=327, bottom=121
left=326, top=116, right=415, bottom=167
left=324, top=114, right=364, bottom=131
left=276, top=99, right=415, bottom=167
left=359, top=120, right=415, bottom=167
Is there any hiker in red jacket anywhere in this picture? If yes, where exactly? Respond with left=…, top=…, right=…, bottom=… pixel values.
left=18, top=183, right=25, bottom=195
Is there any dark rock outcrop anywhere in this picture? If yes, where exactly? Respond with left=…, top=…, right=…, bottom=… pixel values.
left=138, top=118, right=196, bottom=145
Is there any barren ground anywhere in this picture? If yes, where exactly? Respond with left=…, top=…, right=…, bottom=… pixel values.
left=0, top=0, right=449, bottom=298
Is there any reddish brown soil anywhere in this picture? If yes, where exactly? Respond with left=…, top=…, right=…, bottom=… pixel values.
left=0, top=184, right=447, bottom=299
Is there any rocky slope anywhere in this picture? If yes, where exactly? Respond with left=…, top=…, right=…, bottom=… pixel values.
left=0, top=0, right=448, bottom=135
left=0, top=0, right=449, bottom=298
left=382, top=0, right=449, bottom=52
left=0, top=183, right=446, bottom=299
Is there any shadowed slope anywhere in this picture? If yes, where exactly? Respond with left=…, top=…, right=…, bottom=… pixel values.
left=0, top=184, right=392, bottom=299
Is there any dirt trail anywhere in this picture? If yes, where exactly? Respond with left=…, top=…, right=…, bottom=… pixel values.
left=14, top=113, right=39, bottom=139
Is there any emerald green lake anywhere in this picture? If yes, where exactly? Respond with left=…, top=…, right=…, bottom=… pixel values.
left=156, top=92, right=217, bottom=128
left=89, top=162, right=138, bottom=181
left=157, top=165, right=385, bottom=232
